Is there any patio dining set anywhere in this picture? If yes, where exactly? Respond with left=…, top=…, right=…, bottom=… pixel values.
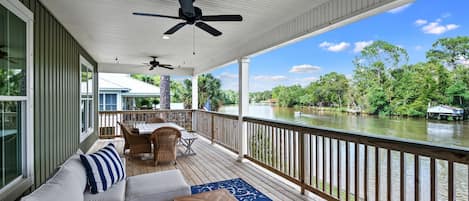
left=118, top=117, right=198, bottom=165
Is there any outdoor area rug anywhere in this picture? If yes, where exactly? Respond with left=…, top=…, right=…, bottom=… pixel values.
left=191, top=178, right=272, bottom=201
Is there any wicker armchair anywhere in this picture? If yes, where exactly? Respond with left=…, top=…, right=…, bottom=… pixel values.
left=150, top=127, right=181, bottom=165
left=118, top=122, right=152, bottom=157
left=147, top=117, right=166, bottom=123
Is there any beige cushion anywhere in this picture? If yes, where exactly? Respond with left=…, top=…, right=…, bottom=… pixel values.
left=84, top=180, right=126, bottom=201
left=125, top=170, right=191, bottom=201
left=60, top=154, right=88, bottom=190
left=21, top=167, right=84, bottom=201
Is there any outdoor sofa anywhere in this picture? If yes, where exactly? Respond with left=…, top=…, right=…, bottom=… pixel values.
left=21, top=150, right=191, bottom=201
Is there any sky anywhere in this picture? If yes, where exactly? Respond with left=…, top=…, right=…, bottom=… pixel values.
left=202, top=0, right=468, bottom=92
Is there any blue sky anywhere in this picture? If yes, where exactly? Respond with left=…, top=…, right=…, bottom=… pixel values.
left=205, top=0, right=468, bottom=92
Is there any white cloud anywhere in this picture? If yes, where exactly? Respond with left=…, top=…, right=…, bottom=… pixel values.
left=218, top=72, right=238, bottom=79
left=387, top=3, right=412, bottom=14
left=415, top=19, right=428, bottom=26
left=353, top=41, right=374, bottom=53
left=254, top=75, right=288, bottom=82
left=289, top=64, right=321, bottom=73
left=319, top=41, right=350, bottom=52
left=422, top=21, right=459, bottom=35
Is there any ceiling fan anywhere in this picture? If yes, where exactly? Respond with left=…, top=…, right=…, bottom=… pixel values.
left=133, top=0, right=243, bottom=37
left=144, top=56, right=174, bottom=71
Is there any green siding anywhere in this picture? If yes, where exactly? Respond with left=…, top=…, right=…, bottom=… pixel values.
left=19, top=0, right=99, bottom=189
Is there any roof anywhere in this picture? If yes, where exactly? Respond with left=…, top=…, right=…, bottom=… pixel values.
left=99, top=73, right=160, bottom=97
left=427, top=105, right=464, bottom=114
left=40, top=0, right=411, bottom=75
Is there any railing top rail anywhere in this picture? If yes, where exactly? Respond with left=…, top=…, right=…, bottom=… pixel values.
left=99, top=109, right=194, bottom=114
left=244, top=116, right=469, bottom=164
left=195, top=110, right=239, bottom=120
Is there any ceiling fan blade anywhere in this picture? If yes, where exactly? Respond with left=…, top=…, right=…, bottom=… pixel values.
left=164, top=22, right=187, bottom=35
left=159, top=64, right=172, bottom=67
left=133, top=12, right=182, bottom=20
left=195, top=22, right=222, bottom=36
left=200, top=15, right=243, bottom=22
left=160, top=66, right=174, bottom=70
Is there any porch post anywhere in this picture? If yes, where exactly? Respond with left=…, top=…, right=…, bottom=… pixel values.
left=191, top=75, right=198, bottom=110
left=191, top=75, right=198, bottom=132
left=237, top=57, right=249, bottom=161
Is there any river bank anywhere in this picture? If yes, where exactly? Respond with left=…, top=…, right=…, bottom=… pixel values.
left=218, top=104, right=469, bottom=148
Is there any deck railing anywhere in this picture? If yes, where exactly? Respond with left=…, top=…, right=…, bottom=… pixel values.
left=100, top=109, right=469, bottom=200
left=98, top=110, right=193, bottom=138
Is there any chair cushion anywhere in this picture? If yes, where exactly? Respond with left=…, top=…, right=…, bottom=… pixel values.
left=80, top=143, right=126, bottom=194
left=84, top=180, right=126, bottom=201
left=126, top=169, right=191, bottom=201
left=21, top=167, right=84, bottom=201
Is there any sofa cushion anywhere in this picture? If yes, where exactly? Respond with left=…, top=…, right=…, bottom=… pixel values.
left=61, top=154, right=88, bottom=191
left=84, top=180, right=126, bottom=201
left=21, top=167, right=84, bottom=201
left=80, top=143, right=126, bottom=194
left=126, top=169, right=191, bottom=201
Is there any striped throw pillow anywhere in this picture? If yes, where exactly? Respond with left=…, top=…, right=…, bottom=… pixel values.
left=80, top=143, right=126, bottom=194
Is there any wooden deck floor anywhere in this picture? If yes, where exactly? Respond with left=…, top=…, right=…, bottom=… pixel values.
left=91, top=136, right=322, bottom=201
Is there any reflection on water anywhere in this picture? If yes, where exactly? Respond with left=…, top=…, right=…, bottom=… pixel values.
left=219, top=104, right=469, bottom=148
left=219, top=104, right=469, bottom=200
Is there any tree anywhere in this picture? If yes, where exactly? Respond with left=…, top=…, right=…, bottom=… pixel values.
left=446, top=80, right=469, bottom=106
left=353, top=40, right=408, bottom=114
left=427, top=36, right=469, bottom=69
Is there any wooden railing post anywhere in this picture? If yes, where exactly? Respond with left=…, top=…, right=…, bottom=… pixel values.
left=299, top=131, right=305, bottom=195
left=211, top=114, right=215, bottom=144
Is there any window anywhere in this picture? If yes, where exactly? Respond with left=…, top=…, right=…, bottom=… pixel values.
left=0, top=0, right=34, bottom=198
left=80, top=56, right=94, bottom=142
left=98, top=93, right=117, bottom=111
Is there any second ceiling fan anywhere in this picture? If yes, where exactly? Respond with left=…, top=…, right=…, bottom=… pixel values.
left=133, top=0, right=243, bottom=37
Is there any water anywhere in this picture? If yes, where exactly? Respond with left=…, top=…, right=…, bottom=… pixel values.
left=219, top=104, right=469, bottom=148
left=219, top=104, right=469, bottom=200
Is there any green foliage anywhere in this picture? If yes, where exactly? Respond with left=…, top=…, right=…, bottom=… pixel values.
left=250, top=90, right=272, bottom=103
left=426, top=36, right=469, bottom=69
left=221, top=90, right=238, bottom=105
left=272, top=85, right=304, bottom=107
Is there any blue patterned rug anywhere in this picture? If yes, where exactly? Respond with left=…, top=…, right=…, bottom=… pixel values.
left=191, top=178, right=272, bottom=201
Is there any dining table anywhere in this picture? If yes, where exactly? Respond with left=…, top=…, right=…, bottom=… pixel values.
left=134, top=122, right=198, bottom=156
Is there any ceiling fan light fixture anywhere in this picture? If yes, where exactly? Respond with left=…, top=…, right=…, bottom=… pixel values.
left=162, top=35, right=170, bottom=40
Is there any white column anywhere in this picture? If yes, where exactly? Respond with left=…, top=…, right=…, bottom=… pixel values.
left=191, top=75, right=198, bottom=110
left=237, top=57, right=249, bottom=161
left=191, top=75, right=199, bottom=132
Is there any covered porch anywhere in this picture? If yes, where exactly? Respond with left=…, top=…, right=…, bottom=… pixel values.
left=5, top=0, right=469, bottom=200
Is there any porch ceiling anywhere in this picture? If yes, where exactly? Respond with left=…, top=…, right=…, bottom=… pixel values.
left=40, top=0, right=411, bottom=76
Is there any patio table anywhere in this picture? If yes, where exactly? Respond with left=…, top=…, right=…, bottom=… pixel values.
left=134, top=123, right=197, bottom=155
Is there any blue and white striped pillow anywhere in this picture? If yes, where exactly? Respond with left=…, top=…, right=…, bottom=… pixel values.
left=80, top=143, right=126, bottom=194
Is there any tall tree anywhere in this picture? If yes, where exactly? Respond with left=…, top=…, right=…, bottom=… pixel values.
left=160, top=75, right=171, bottom=109
left=427, top=36, right=469, bottom=69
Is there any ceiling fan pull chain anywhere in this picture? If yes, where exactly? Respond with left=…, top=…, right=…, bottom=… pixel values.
left=193, top=25, right=196, bottom=55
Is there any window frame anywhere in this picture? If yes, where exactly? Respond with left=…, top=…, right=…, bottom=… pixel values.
left=99, top=93, right=118, bottom=111
left=79, top=55, right=95, bottom=142
left=0, top=0, right=34, bottom=200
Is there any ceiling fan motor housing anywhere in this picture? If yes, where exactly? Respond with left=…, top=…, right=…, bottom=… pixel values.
left=178, top=0, right=196, bottom=18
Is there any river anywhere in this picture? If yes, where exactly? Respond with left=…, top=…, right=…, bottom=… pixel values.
left=218, top=104, right=469, bottom=148
left=218, top=104, right=469, bottom=200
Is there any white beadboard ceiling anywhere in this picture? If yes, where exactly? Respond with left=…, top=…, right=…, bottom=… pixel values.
left=40, top=0, right=412, bottom=75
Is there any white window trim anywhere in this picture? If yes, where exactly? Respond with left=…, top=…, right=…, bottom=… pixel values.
left=0, top=0, right=34, bottom=200
left=79, top=55, right=95, bottom=142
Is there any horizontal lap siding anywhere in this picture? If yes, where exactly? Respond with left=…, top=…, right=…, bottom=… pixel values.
left=20, top=0, right=98, bottom=189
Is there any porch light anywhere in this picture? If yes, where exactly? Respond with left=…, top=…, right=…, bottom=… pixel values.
left=162, top=35, right=170, bottom=40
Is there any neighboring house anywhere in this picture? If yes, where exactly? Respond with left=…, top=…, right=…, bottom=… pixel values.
left=98, top=73, right=160, bottom=111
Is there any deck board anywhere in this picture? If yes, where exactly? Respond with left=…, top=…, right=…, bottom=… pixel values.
left=91, top=137, right=321, bottom=201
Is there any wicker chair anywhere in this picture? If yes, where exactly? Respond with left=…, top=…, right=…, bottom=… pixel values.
left=150, top=127, right=181, bottom=165
left=118, top=122, right=152, bottom=157
left=146, top=117, right=166, bottom=123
